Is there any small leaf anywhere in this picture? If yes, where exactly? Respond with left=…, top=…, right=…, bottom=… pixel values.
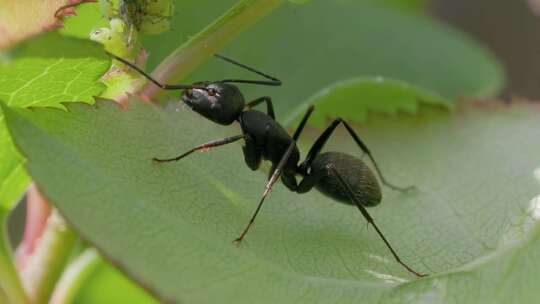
left=0, top=32, right=108, bottom=107
left=0, top=121, right=29, bottom=214
left=283, top=77, right=453, bottom=127
left=0, top=31, right=108, bottom=214
left=0, top=35, right=109, bottom=300
left=4, top=96, right=540, bottom=303
left=59, top=3, right=108, bottom=39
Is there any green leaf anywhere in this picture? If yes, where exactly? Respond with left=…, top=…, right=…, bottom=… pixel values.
left=0, top=121, right=28, bottom=214
left=0, top=30, right=108, bottom=223
left=4, top=96, right=540, bottom=303
left=59, top=2, right=109, bottom=39
left=0, top=33, right=108, bottom=107
left=143, top=0, right=503, bottom=118
left=283, top=77, right=453, bottom=127
left=0, top=31, right=108, bottom=211
left=0, top=32, right=108, bottom=303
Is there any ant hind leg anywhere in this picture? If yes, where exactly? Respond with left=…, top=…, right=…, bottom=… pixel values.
left=327, top=164, right=426, bottom=277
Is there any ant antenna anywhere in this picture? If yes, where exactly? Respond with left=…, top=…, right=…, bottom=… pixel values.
left=106, top=52, right=208, bottom=91
left=214, top=53, right=282, bottom=87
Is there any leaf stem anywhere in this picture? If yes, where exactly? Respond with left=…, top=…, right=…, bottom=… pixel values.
left=19, top=210, right=76, bottom=304
left=49, top=249, right=101, bottom=304
left=0, top=215, right=27, bottom=304
left=142, top=0, right=283, bottom=98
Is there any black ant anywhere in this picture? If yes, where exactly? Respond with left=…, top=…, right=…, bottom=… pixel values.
left=108, top=52, right=426, bottom=277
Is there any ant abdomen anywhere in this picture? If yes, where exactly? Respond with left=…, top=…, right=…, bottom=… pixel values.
left=311, top=152, right=382, bottom=207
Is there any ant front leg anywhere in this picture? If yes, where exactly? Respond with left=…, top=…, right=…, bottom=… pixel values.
left=153, top=135, right=244, bottom=163
left=233, top=141, right=297, bottom=245
left=246, top=97, right=275, bottom=120
left=301, top=117, right=414, bottom=193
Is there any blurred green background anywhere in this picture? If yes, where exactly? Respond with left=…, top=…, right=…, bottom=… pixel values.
left=432, top=0, right=540, bottom=99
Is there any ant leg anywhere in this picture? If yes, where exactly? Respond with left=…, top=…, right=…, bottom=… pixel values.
left=301, top=117, right=413, bottom=192
left=153, top=135, right=244, bottom=163
left=340, top=120, right=414, bottom=192
left=327, top=165, right=426, bottom=277
left=106, top=52, right=207, bottom=90
left=233, top=141, right=297, bottom=244
left=292, top=105, right=315, bottom=141
left=246, top=97, right=275, bottom=120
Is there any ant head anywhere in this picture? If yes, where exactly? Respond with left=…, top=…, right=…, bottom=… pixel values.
left=181, top=82, right=245, bottom=125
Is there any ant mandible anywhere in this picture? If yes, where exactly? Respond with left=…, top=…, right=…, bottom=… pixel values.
left=108, top=52, right=426, bottom=277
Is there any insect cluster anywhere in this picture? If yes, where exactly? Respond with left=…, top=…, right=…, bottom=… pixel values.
left=110, top=52, right=426, bottom=277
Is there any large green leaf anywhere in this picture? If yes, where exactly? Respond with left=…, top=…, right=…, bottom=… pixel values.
left=143, top=0, right=503, bottom=118
left=3, top=96, right=540, bottom=303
